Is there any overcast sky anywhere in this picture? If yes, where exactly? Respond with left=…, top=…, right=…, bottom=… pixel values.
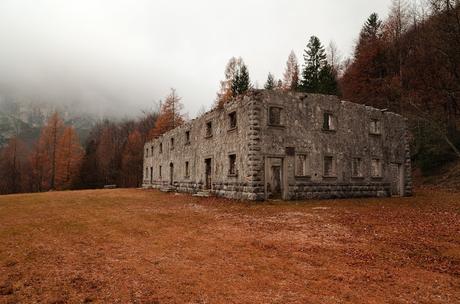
left=0, top=0, right=393, bottom=118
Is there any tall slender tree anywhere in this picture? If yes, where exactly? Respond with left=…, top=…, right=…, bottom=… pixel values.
left=150, top=89, right=185, bottom=138
left=56, top=127, right=83, bottom=190
left=300, top=36, right=327, bottom=93
left=283, top=50, right=299, bottom=90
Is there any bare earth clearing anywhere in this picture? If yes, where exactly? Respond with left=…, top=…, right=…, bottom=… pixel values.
left=0, top=189, right=459, bottom=303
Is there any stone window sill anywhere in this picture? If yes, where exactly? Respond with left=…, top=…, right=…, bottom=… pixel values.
left=295, top=175, right=311, bottom=179
left=184, top=176, right=190, bottom=179
left=352, top=176, right=365, bottom=179
left=322, top=175, right=338, bottom=179
left=205, top=135, right=213, bottom=139
left=228, top=127, right=237, bottom=133
left=185, top=142, right=191, bottom=146
left=322, top=129, right=337, bottom=133
left=371, top=176, right=383, bottom=180
left=369, top=132, right=382, bottom=136
left=227, top=173, right=238, bottom=178
left=268, top=124, right=285, bottom=128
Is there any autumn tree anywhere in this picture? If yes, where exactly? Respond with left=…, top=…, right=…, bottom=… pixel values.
left=283, top=50, right=299, bottom=90
left=0, top=137, right=27, bottom=194
left=55, top=127, right=83, bottom=190
left=215, top=57, right=244, bottom=108
left=150, top=89, right=185, bottom=138
left=120, top=129, right=144, bottom=187
left=33, top=112, right=65, bottom=190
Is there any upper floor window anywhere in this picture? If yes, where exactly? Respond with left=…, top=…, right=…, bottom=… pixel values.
left=323, top=112, right=336, bottom=131
left=185, top=131, right=191, bottom=144
left=269, top=106, right=282, bottom=126
left=145, top=148, right=148, bottom=157
left=151, top=146, right=154, bottom=155
left=352, top=157, right=363, bottom=177
left=370, top=119, right=382, bottom=135
left=205, top=121, right=213, bottom=138
left=295, top=154, right=309, bottom=177
left=371, top=158, right=382, bottom=178
left=228, top=154, right=237, bottom=176
left=159, top=165, right=162, bottom=178
left=145, top=167, right=148, bottom=178
left=229, top=111, right=237, bottom=129
left=159, top=143, right=163, bottom=153
left=324, top=156, right=336, bottom=177
left=170, top=137, right=174, bottom=150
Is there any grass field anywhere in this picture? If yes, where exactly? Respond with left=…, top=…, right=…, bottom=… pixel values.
left=0, top=189, right=459, bottom=303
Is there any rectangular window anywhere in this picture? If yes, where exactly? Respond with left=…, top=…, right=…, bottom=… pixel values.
left=151, top=146, right=154, bottom=155
left=324, top=156, right=336, bottom=177
left=229, top=111, right=237, bottom=129
left=145, top=167, right=148, bottom=178
left=295, top=154, right=309, bottom=177
left=206, top=121, right=213, bottom=137
left=185, top=161, right=189, bottom=178
left=371, top=159, right=382, bottom=178
left=370, top=119, right=381, bottom=135
left=323, top=112, right=336, bottom=131
left=159, top=165, right=162, bottom=178
left=352, top=158, right=363, bottom=177
left=159, top=143, right=163, bottom=153
left=269, top=107, right=282, bottom=126
left=185, top=131, right=190, bottom=144
left=150, top=167, right=153, bottom=181
left=228, top=154, right=237, bottom=175
left=145, top=148, right=148, bottom=157
left=170, top=137, right=174, bottom=150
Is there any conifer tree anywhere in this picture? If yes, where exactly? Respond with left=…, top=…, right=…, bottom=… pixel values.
left=300, top=36, right=327, bottom=93
left=231, top=64, right=250, bottom=96
left=150, top=88, right=185, bottom=138
left=264, top=73, right=275, bottom=90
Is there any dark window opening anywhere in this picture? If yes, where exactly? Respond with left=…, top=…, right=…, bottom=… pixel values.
left=185, top=131, right=190, bottom=144
left=324, top=156, right=335, bottom=177
left=185, top=161, right=190, bottom=178
left=352, top=158, right=363, bottom=177
left=229, top=111, right=237, bottom=129
left=159, top=143, right=163, bottom=153
left=295, top=154, right=308, bottom=177
left=323, top=113, right=336, bottom=131
left=269, top=107, right=282, bottom=125
left=159, top=165, right=162, bottom=178
left=170, top=137, right=174, bottom=150
left=206, top=121, right=213, bottom=137
left=370, top=119, right=381, bottom=135
left=228, top=154, right=237, bottom=175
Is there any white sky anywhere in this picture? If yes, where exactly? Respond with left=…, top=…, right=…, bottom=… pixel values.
left=0, top=0, right=393, bottom=118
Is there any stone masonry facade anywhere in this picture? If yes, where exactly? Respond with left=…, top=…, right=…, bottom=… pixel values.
left=143, top=90, right=412, bottom=201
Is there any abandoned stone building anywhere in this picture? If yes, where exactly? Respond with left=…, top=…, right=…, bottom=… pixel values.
left=142, top=90, right=412, bottom=201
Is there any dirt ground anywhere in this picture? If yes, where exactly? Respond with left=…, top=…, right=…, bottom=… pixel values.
left=0, top=188, right=459, bottom=304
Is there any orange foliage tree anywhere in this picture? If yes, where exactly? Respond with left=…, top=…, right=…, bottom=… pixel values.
left=121, top=129, right=144, bottom=187
left=55, top=126, right=84, bottom=190
left=149, top=88, right=185, bottom=138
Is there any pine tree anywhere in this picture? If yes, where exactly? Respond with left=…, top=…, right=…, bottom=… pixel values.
left=360, top=13, right=382, bottom=43
left=264, top=73, right=275, bottom=90
left=231, top=63, right=251, bottom=96
left=300, top=36, right=327, bottom=93
left=283, top=50, right=299, bottom=90
left=318, top=64, right=339, bottom=95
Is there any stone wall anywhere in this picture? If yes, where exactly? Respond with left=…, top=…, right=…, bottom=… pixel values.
left=143, top=90, right=412, bottom=201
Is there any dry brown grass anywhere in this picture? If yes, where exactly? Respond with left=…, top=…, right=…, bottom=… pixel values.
left=0, top=188, right=459, bottom=303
